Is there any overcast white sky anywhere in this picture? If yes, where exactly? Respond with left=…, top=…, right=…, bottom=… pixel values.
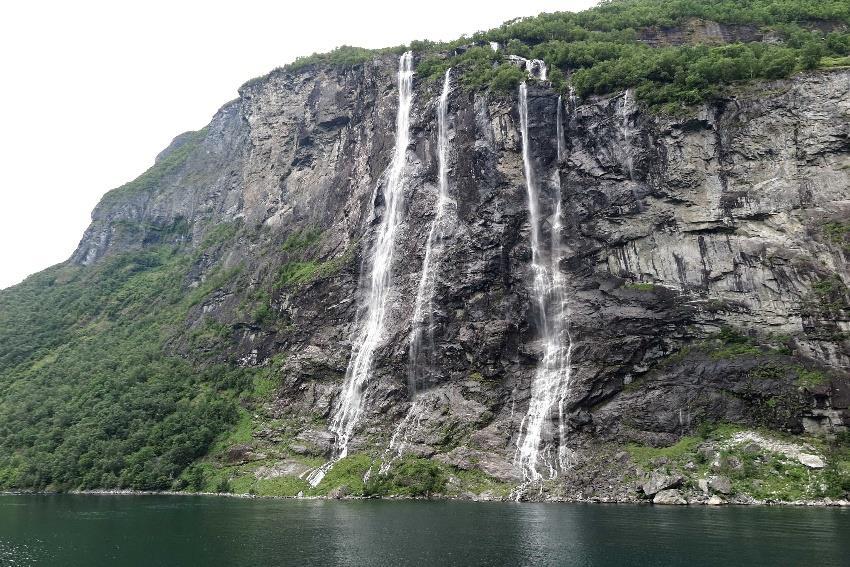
left=0, top=0, right=598, bottom=289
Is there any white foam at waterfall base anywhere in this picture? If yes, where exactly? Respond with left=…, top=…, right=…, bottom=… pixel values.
left=514, top=83, right=574, bottom=483
left=408, top=68, right=454, bottom=395
left=306, top=51, right=415, bottom=487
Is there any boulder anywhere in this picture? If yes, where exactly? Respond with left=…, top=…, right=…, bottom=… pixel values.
left=798, top=453, right=825, bottom=469
left=295, top=429, right=336, bottom=456
left=707, top=495, right=725, bottom=506
left=653, top=489, right=687, bottom=505
left=328, top=485, right=350, bottom=499
left=614, top=451, right=630, bottom=463
left=708, top=475, right=733, bottom=495
left=224, top=444, right=254, bottom=464
left=642, top=470, right=683, bottom=497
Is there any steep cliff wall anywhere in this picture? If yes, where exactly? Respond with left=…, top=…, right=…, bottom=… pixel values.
left=60, top=56, right=850, bottom=500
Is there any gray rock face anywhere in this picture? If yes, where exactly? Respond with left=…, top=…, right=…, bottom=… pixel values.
left=293, top=430, right=336, bottom=457
left=69, top=55, right=850, bottom=488
left=708, top=475, right=733, bottom=495
left=643, top=471, right=684, bottom=497
left=799, top=454, right=826, bottom=469
left=654, top=489, right=687, bottom=505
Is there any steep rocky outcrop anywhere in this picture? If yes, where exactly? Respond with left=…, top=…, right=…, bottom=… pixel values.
left=67, top=56, right=850, bottom=497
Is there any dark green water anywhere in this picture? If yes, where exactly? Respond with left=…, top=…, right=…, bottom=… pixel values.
left=1, top=495, right=848, bottom=566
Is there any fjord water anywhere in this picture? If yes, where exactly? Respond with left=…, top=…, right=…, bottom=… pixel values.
left=2, top=496, right=849, bottom=567
left=308, top=51, right=415, bottom=486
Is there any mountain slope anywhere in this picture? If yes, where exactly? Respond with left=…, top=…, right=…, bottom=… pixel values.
left=1, top=0, right=849, bottom=501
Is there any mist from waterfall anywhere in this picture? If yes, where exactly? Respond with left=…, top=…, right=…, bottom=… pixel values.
left=408, top=69, right=453, bottom=395
left=515, top=84, right=574, bottom=482
left=307, top=52, right=415, bottom=487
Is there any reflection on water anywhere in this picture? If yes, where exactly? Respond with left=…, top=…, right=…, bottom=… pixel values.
left=0, top=495, right=848, bottom=566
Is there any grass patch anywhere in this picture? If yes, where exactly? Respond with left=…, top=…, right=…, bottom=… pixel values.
left=281, top=229, right=323, bottom=253
left=710, top=342, right=762, bottom=359
left=706, top=326, right=764, bottom=359
left=821, top=56, right=850, bottom=68
left=627, top=435, right=703, bottom=467
left=275, top=261, right=319, bottom=289
left=310, top=454, right=374, bottom=496
left=448, top=467, right=512, bottom=498
left=796, top=367, right=829, bottom=389
left=100, top=128, right=208, bottom=207
left=251, top=373, right=280, bottom=401
left=623, top=282, right=657, bottom=291
left=209, top=409, right=253, bottom=457
left=366, top=456, right=447, bottom=498
left=254, top=476, right=311, bottom=497
left=199, top=220, right=242, bottom=250
left=186, top=265, right=243, bottom=309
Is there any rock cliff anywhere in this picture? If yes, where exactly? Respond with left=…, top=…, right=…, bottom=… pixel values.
left=14, top=41, right=837, bottom=499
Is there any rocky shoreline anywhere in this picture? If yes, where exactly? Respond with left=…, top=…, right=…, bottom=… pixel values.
left=2, top=488, right=848, bottom=508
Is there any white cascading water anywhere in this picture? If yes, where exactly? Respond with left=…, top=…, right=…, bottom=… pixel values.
left=307, top=52, right=415, bottom=487
left=514, top=83, right=573, bottom=483
left=620, top=88, right=635, bottom=180
left=378, top=401, right=424, bottom=475
left=524, top=59, right=548, bottom=81
left=553, top=96, right=575, bottom=472
left=408, top=69, right=453, bottom=395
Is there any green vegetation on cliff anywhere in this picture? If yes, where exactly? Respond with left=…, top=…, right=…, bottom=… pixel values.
left=99, top=128, right=209, bottom=206
left=420, top=0, right=850, bottom=104
left=259, top=0, right=850, bottom=108
left=0, top=243, right=260, bottom=491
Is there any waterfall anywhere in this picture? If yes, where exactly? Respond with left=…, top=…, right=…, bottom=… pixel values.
left=619, top=88, right=635, bottom=180
left=553, top=96, right=574, bottom=472
left=556, top=96, right=565, bottom=162
left=307, top=52, right=415, bottom=487
left=524, top=59, right=548, bottom=81
left=378, top=401, right=424, bottom=475
left=408, top=69, right=453, bottom=395
left=514, top=84, right=573, bottom=482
